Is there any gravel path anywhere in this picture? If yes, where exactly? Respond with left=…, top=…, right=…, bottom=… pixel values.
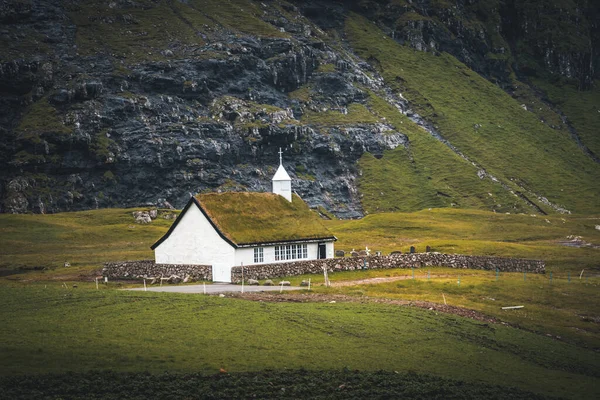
left=127, top=283, right=305, bottom=294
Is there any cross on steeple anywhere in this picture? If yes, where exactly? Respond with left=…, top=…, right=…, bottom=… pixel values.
left=278, top=147, right=283, bottom=165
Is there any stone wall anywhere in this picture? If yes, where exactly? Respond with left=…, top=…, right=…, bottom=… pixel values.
left=230, top=253, right=545, bottom=283
left=103, top=260, right=212, bottom=281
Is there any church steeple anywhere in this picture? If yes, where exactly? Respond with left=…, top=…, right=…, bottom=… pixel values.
left=272, top=148, right=292, bottom=202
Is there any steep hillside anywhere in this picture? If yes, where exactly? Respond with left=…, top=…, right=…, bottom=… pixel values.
left=0, top=0, right=598, bottom=216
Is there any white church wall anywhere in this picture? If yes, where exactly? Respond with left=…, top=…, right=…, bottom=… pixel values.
left=272, top=180, right=292, bottom=202
left=234, top=241, right=335, bottom=268
left=307, top=242, right=319, bottom=259
left=326, top=241, right=335, bottom=258
left=154, top=204, right=235, bottom=281
left=235, top=247, right=269, bottom=267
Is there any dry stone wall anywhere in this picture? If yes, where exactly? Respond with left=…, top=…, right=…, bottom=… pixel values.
left=230, top=253, right=545, bottom=283
left=103, top=260, right=212, bottom=281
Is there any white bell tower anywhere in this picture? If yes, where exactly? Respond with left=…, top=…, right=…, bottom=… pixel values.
left=272, top=148, right=292, bottom=202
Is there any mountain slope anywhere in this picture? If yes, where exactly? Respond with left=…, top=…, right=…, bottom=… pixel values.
left=0, top=0, right=598, bottom=216
left=346, top=13, right=599, bottom=214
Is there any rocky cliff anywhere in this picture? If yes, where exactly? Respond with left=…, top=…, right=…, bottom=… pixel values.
left=1, top=0, right=598, bottom=217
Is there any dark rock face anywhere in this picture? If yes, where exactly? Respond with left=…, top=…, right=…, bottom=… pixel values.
left=0, top=0, right=409, bottom=218
left=335, top=0, right=599, bottom=88
left=0, top=0, right=597, bottom=216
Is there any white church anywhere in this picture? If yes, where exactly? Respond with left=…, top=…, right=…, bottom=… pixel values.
left=151, top=152, right=336, bottom=282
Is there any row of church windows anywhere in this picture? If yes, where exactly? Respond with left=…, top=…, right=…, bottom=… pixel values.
left=253, top=244, right=309, bottom=263
left=275, top=244, right=308, bottom=261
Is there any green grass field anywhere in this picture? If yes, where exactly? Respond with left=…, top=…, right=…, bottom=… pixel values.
left=0, top=208, right=598, bottom=399
left=0, top=369, right=560, bottom=399
left=0, top=284, right=598, bottom=399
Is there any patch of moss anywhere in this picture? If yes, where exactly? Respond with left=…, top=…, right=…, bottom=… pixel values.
left=297, top=173, right=316, bottom=182
left=11, top=151, right=46, bottom=167
left=191, top=0, right=287, bottom=39
left=239, top=121, right=269, bottom=131
left=90, top=131, right=117, bottom=162
left=288, top=85, right=313, bottom=103
left=16, top=98, right=71, bottom=138
left=395, top=11, right=431, bottom=27
left=102, top=170, right=116, bottom=183
left=316, top=63, right=336, bottom=73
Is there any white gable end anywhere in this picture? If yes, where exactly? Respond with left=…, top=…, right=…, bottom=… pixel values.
left=154, top=203, right=235, bottom=281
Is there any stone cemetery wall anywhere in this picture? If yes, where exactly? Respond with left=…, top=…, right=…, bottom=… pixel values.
left=230, top=253, right=545, bottom=283
left=103, top=260, right=212, bottom=281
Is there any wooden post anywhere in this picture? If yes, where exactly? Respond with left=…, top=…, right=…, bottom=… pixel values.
left=203, top=282, right=206, bottom=295
left=143, top=279, right=147, bottom=292
left=280, top=281, right=284, bottom=293
left=241, top=263, right=244, bottom=294
left=95, top=278, right=99, bottom=290
left=323, top=267, right=330, bottom=288
left=308, top=278, right=311, bottom=291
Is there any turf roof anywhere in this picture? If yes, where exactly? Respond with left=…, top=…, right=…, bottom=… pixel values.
left=196, top=192, right=335, bottom=246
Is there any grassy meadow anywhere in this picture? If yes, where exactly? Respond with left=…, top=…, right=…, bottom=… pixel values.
left=0, top=207, right=599, bottom=398
left=0, top=284, right=598, bottom=399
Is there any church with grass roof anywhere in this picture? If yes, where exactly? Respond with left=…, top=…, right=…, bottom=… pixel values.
left=151, top=153, right=337, bottom=282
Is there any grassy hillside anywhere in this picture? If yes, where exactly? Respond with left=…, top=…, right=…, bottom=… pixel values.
left=345, top=13, right=600, bottom=214
left=533, top=79, right=600, bottom=158
left=359, top=91, right=527, bottom=213
left=0, top=208, right=175, bottom=269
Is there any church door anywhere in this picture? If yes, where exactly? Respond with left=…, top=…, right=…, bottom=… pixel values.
left=212, top=264, right=231, bottom=282
left=318, top=243, right=326, bottom=259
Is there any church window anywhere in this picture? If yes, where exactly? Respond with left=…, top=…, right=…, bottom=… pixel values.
left=254, top=247, right=264, bottom=263
left=274, top=244, right=308, bottom=261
